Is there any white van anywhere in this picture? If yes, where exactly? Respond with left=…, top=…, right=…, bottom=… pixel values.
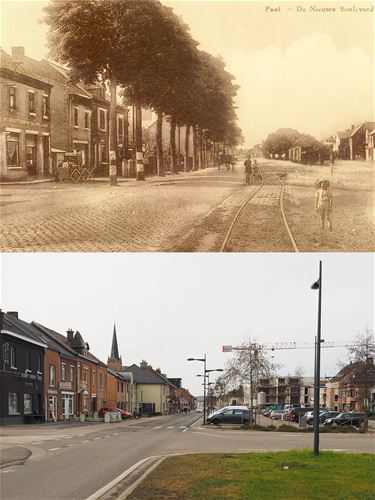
left=208, top=405, right=249, bottom=420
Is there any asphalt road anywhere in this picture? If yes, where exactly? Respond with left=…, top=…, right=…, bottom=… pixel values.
left=1, top=414, right=374, bottom=500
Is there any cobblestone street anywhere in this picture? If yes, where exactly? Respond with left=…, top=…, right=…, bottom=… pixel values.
left=0, top=168, right=247, bottom=252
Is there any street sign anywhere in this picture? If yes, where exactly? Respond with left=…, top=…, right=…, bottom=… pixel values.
left=222, top=345, right=233, bottom=352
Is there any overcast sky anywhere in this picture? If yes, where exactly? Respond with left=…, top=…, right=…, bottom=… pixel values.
left=1, top=0, right=374, bottom=147
left=1, top=253, right=373, bottom=396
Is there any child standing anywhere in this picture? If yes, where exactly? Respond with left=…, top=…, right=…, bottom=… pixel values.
left=315, top=178, right=333, bottom=230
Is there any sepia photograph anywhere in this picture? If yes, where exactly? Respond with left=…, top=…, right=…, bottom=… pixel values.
left=0, top=0, right=374, bottom=252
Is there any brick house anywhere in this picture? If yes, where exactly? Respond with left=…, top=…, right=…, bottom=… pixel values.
left=9, top=48, right=93, bottom=174
left=334, top=129, right=352, bottom=160
left=0, top=48, right=52, bottom=181
left=365, top=127, right=375, bottom=161
left=326, top=358, right=375, bottom=412
left=84, top=85, right=128, bottom=176
left=348, top=122, right=375, bottom=160
left=32, top=322, right=78, bottom=421
left=0, top=312, right=47, bottom=425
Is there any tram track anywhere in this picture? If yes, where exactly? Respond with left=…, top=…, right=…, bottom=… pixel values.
left=220, top=164, right=300, bottom=252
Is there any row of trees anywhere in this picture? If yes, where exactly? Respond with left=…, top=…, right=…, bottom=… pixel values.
left=44, top=0, right=243, bottom=180
left=262, top=128, right=330, bottom=163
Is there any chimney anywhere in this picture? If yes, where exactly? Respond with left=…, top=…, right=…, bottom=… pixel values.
left=7, top=311, right=19, bottom=319
left=140, top=360, right=148, bottom=369
left=11, top=47, right=25, bottom=60
left=67, top=328, right=74, bottom=344
left=351, top=124, right=355, bottom=130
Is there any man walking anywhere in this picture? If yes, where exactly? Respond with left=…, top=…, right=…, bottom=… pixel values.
left=244, top=156, right=252, bottom=186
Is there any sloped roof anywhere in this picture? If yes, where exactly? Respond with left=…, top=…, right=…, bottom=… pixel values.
left=144, top=366, right=177, bottom=388
left=28, top=321, right=76, bottom=358
left=350, top=122, right=375, bottom=137
left=124, top=364, right=166, bottom=385
left=110, top=324, right=120, bottom=360
left=32, top=321, right=77, bottom=355
left=337, top=129, right=352, bottom=140
left=2, top=313, right=47, bottom=348
left=0, top=49, right=52, bottom=88
left=38, top=59, right=92, bottom=99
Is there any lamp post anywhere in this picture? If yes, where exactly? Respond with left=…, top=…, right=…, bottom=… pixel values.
left=187, top=356, right=206, bottom=423
left=311, top=260, right=322, bottom=456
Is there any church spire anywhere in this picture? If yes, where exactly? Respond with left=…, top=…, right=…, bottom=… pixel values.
left=107, top=323, right=122, bottom=371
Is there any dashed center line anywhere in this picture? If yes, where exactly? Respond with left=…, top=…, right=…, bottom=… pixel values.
left=154, top=426, right=163, bottom=429
left=67, top=444, right=75, bottom=447
left=167, top=426, right=174, bottom=429
left=48, top=447, right=60, bottom=451
left=82, top=440, right=90, bottom=443
left=104, top=435, right=110, bottom=438
left=94, top=437, right=101, bottom=440
left=32, top=442, right=43, bottom=445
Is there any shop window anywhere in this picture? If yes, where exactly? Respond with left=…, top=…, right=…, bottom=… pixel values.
left=42, top=94, right=50, bottom=118
left=6, top=133, right=20, bottom=168
left=84, top=111, right=90, bottom=129
left=24, top=394, right=33, bottom=414
left=8, top=393, right=19, bottom=414
left=73, top=107, right=79, bottom=127
left=10, top=346, right=16, bottom=368
left=28, top=91, right=36, bottom=114
left=9, top=86, right=16, bottom=111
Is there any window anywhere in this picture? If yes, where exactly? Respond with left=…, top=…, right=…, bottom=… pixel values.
left=26, top=135, right=37, bottom=169
left=24, top=394, right=33, bottom=414
left=99, top=372, right=103, bottom=388
left=8, top=393, right=19, bottom=414
left=28, top=91, right=36, bottom=114
left=83, top=368, right=88, bottom=382
left=49, top=365, right=55, bottom=386
left=92, top=370, right=96, bottom=386
left=84, top=111, right=90, bottom=129
left=99, top=109, right=106, bottom=130
left=10, top=346, right=16, bottom=368
left=37, top=354, right=42, bottom=373
left=99, top=144, right=106, bottom=164
left=61, top=363, right=66, bottom=381
left=6, top=133, right=20, bottom=168
left=26, top=351, right=31, bottom=371
left=73, top=107, right=79, bottom=127
left=70, top=365, right=74, bottom=382
left=9, top=86, right=16, bottom=111
left=118, top=116, right=124, bottom=139
left=42, top=94, right=50, bottom=118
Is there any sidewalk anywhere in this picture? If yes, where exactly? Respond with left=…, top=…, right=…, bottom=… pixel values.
left=0, top=167, right=219, bottom=187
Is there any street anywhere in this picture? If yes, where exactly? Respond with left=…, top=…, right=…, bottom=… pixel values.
left=1, top=160, right=373, bottom=252
left=1, top=414, right=374, bottom=500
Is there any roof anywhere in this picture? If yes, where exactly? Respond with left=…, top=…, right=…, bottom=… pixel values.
left=39, top=59, right=92, bottom=99
left=2, top=313, right=48, bottom=348
left=32, top=322, right=78, bottom=356
left=337, top=130, right=352, bottom=140
left=0, top=49, right=52, bottom=88
left=349, top=122, right=375, bottom=137
left=143, top=366, right=178, bottom=388
left=110, top=324, right=120, bottom=360
left=124, top=364, right=166, bottom=385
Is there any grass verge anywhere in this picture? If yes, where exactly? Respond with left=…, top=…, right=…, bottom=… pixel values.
left=128, top=450, right=375, bottom=499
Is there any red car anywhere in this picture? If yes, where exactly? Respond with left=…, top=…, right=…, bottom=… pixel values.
left=98, top=407, right=133, bottom=419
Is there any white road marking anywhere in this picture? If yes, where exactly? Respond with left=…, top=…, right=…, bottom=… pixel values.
left=32, top=442, right=43, bottom=445
left=182, top=427, right=189, bottom=433
left=82, top=440, right=90, bottom=443
left=112, top=433, right=119, bottom=435
left=104, top=435, right=110, bottom=438
left=167, top=426, right=174, bottom=429
left=179, top=426, right=187, bottom=429
left=67, top=444, right=75, bottom=447
left=48, top=448, right=60, bottom=451
left=94, top=437, right=101, bottom=440
left=154, top=426, right=163, bottom=429
left=64, top=436, right=73, bottom=439
left=0, top=469, right=15, bottom=473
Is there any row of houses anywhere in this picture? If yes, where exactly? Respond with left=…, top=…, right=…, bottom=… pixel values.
left=0, top=47, right=130, bottom=181
left=0, top=311, right=195, bottom=426
left=334, top=122, right=375, bottom=161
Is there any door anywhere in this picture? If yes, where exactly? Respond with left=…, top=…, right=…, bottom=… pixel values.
left=48, top=396, right=57, bottom=421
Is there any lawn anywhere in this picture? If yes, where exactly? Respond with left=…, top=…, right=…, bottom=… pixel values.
left=129, top=450, right=375, bottom=499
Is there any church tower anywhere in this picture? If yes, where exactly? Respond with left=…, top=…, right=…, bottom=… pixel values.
left=107, top=324, right=122, bottom=371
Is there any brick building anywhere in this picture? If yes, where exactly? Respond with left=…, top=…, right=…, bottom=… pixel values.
left=0, top=48, right=52, bottom=181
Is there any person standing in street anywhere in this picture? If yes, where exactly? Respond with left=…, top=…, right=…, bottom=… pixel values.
left=315, top=178, right=333, bottom=230
left=244, top=156, right=252, bottom=185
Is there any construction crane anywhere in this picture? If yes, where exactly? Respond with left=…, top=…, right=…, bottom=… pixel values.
left=222, top=341, right=357, bottom=352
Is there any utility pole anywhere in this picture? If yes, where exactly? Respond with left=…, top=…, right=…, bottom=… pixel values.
left=312, top=261, right=323, bottom=456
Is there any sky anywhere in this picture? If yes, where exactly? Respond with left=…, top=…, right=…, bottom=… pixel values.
left=1, top=253, right=374, bottom=396
left=1, top=0, right=374, bottom=147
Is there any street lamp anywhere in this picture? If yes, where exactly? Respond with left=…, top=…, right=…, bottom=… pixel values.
left=311, top=260, right=322, bottom=456
left=187, top=356, right=207, bottom=423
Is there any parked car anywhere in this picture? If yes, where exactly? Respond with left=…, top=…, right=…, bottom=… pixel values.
left=207, top=405, right=248, bottom=420
left=306, top=411, right=339, bottom=425
left=195, top=408, right=204, bottom=413
left=270, top=409, right=288, bottom=420
left=207, top=408, right=250, bottom=425
left=324, top=412, right=364, bottom=427
left=284, top=407, right=313, bottom=423
left=98, top=408, right=133, bottom=419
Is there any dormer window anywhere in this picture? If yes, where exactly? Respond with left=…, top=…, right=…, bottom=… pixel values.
left=28, top=90, right=36, bottom=115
